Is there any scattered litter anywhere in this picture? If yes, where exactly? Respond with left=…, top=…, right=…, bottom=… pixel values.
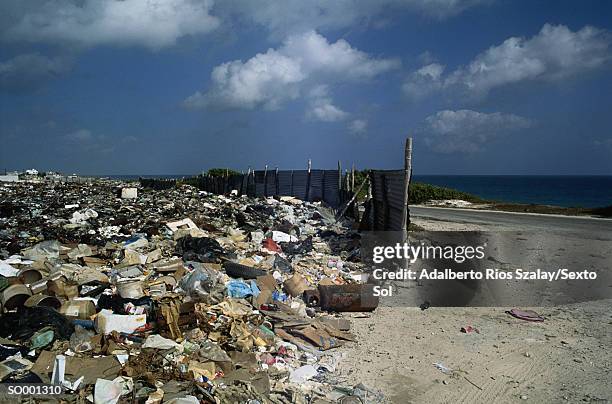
left=506, top=309, right=544, bottom=322
left=460, top=326, right=480, bottom=334
left=289, top=364, right=318, bottom=383
left=433, top=362, right=453, bottom=374
left=0, top=180, right=373, bottom=401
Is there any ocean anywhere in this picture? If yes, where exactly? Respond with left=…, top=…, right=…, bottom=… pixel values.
left=412, top=175, right=612, bottom=208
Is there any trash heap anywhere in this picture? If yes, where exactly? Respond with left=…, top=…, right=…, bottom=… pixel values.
left=0, top=180, right=380, bottom=403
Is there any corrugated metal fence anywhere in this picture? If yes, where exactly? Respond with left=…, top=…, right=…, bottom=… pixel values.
left=360, top=138, right=413, bottom=231
left=141, top=169, right=343, bottom=208
left=366, top=170, right=409, bottom=231
left=140, top=138, right=413, bottom=226
left=246, top=169, right=340, bottom=207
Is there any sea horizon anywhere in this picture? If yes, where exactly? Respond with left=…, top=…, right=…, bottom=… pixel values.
left=68, top=173, right=612, bottom=209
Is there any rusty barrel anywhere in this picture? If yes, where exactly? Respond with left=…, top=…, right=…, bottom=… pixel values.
left=24, top=294, right=62, bottom=309
left=1, top=284, right=32, bottom=310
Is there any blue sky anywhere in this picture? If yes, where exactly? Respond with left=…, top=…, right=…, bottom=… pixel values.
left=1, top=0, right=611, bottom=175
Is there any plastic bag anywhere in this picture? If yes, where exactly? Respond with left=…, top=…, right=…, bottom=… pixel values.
left=70, top=325, right=95, bottom=353
left=226, top=280, right=260, bottom=298
left=178, top=266, right=219, bottom=296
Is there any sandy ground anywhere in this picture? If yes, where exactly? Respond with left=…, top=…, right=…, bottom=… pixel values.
left=333, top=215, right=612, bottom=403
left=411, top=217, right=485, bottom=231
left=336, top=302, right=612, bottom=403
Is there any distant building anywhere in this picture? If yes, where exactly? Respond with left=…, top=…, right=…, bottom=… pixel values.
left=25, top=169, right=39, bottom=175
left=44, top=171, right=62, bottom=179
left=0, top=173, right=20, bottom=182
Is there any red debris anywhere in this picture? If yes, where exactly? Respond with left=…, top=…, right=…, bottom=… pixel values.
left=460, top=326, right=480, bottom=334
left=262, top=238, right=281, bottom=252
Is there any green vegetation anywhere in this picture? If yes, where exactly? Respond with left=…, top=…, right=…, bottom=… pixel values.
left=205, top=168, right=241, bottom=177
left=408, top=182, right=485, bottom=204
left=343, top=170, right=369, bottom=200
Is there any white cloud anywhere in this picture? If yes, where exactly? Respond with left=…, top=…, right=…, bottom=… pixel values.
left=185, top=51, right=303, bottom=109
left=0, top=0, right=490, bottom=49
left=0, top=0, right=492, bottom=51
left=403, top=62, right=445, bottom=98
left=0, top=53, right=70, bottom=92
left=308, top=102, right=348, bottom=122
left=404, top=24, right=612, bottom=99
left=218, top=0, right=489, bottom=38
left=349, top=119, right=368, bottom=135
left=185, top=30, right=399, bottom=110
left=1, top=0, right=220, bottom=49
left=306, top=86, right=349, bottom=122
left=63, top=129, right=94, bottom=143
left=422, top=109, right=532, bottom=153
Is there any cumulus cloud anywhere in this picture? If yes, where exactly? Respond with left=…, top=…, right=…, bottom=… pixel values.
left=0, top=53, right=70, bottom=92
left=403, top=62, right=445, bottom=98
left=218, top=0, right=489, bottom=38
left=0, top=0, right=489, bottom=48
left=306, top=85, right=348, bottom=122
left=1, top=0, right=220, bottom=49
left=422, top=109, right=532, bottom=153
left=185, top=30, right=399, bottom=110
left=404, top=24, right=612, bottom=99
left=348, top=119, right=368, bottom=135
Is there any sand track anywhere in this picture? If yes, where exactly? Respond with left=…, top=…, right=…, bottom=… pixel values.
left=337, top=301, right=612, bottom=403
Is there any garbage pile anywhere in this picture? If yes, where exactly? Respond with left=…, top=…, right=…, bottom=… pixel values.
left=0, top=180, right=380, bottom=403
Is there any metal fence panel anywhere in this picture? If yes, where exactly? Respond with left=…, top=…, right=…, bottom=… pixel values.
left=140, top=168, right=343, bottom=208
left=290, top=171, right=309, bottom=200
left=309, top=170, right=324, bottom=201
left=369, top=170, right=408, bottom=231
left=277, top=171, right=294, bottom=196
left=322, top=169, right=340, bottom=208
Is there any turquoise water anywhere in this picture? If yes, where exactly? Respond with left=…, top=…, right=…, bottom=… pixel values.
left=413, top=175, right=612, bottom=208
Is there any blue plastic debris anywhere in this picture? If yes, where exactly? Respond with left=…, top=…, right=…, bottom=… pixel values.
left=226, top=280, right=260, bottom=298
left=272, top=290, right=288, bottom=302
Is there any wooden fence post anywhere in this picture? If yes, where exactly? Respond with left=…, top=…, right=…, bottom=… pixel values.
left=275, top=167, right=279, bottom=196
left=343, top=169, right=348, bottom=191
left=263, top=165, right=268, bottom=197
left=306, top=159, right=312, bottom=201
left=224, top=169, right=229, bottom=194
left=402, top=137, right=413, bottom=236
left=246, top=167, right=251, bottom=196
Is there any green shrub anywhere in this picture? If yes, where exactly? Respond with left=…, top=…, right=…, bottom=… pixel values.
left=409, top=182, right=484, bottom=204
left=206, top=168, right=241, bottom=177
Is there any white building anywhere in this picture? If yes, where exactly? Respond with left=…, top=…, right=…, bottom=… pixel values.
left=0, top=173, right=20, bottom=182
